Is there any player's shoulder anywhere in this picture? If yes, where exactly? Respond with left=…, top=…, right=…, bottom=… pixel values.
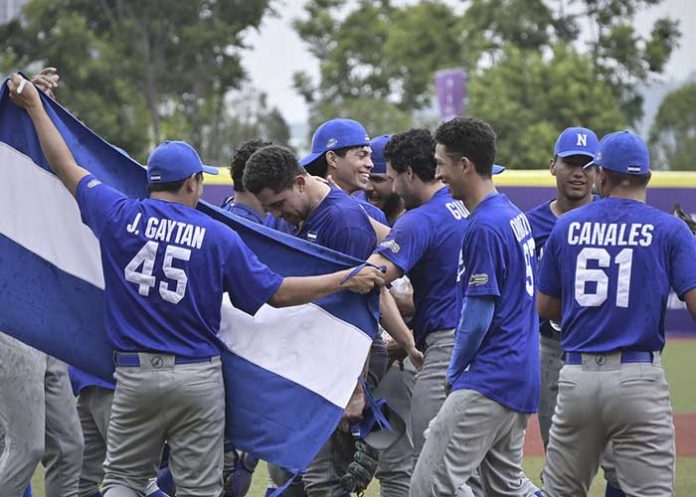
left=525, top=200, right=553, bottom=223
left=326, top=192, right=373, bottom=229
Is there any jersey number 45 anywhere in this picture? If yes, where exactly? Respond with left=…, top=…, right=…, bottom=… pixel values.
left=124, top=241, right=191, bottom=304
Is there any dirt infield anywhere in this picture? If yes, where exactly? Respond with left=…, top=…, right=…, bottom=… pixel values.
left=524, top=413, right=696, bottom=457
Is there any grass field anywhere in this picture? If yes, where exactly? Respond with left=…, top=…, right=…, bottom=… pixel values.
left=31, top=339, right=696, bottom=496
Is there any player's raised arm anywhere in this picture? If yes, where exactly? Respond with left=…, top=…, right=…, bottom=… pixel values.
left=8, top=73, right=89, bottom=197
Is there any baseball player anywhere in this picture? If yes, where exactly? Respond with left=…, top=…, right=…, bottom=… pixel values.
left=537, top=131, right=696, bottom=496
left=302, top=118, right=389, bottom=225
left=365, top=134, right=406, bottom=226
left=0, top=68, right=85, bottom=497
left=410, top=117, right=541, bottom=497
left=363, top=128, right=487, bottom=466
left=525, top=127, right=599, bottom=446
left=244, top=144, right=420, bottom=497
left=359, top=128, right=476, bottom=496
left=223, top=139, right=294, bottom=235
left=526, top=128, right=628, bottom=497
left=9, top=74, right=384, bottom=496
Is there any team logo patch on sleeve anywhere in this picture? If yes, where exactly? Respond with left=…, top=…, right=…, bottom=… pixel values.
left=87, top=179, right=101, bottom=189
left=380, top=240, right=400, bottom=253
left=469, top=273, right=489, bottom=286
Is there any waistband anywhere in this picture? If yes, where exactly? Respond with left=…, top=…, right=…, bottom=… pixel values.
left=114, top=352, right=218, bottom=368
left=564, top=351, right=655, bottom=365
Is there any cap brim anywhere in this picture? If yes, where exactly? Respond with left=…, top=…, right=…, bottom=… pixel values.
left=557, top=150, right=596, bottom=159
left=202, top=165, right=219, bottom=175
left=299, top=152, right=322, bottom=167
left=582, top=159, right=598, bottom=170
left=492, top=164, right=506, bottom=175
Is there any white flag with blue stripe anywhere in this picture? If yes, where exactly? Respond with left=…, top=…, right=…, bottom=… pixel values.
left=0, top=81, right=379, bottom=471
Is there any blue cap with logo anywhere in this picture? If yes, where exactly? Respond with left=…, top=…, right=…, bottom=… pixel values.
left=147, top=141, right=219, bottom=183
left=555, top=126, right=599, bottom=159
left=369, top=134, right=393, bottom=174
left=299, top=118, right=371, bottom=167
left=584, top=130, right=650, bottom=175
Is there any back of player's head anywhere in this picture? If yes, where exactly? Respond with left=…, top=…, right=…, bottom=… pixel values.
left=230, top=140, right=272, bottom=192
left=584, top=130, right=651, bottom=188
left=243, top=145, right=306, bottom=195
left=146, top=140, right=218, bottom=194
left=434, top=118, right=497, bottom=177
left=383, top=129, right=437, bottom=182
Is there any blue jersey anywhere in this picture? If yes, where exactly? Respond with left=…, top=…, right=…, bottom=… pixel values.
left=452, top=193, right=539, bottom=413
left=375, top=187, right=468, bottom=346
left=358, top=197, right=388, bottom=225
left=526, top=196, right=600, bottom=260
left=525, top=201, right=556, bottom=261
left=76, top=175, right=284, bottom=359
left=223, top=201, right=295, bottom=234
left=526, top=196, right=599, bottom=336
left=223, top=201, right=266, bottom=224
left=298, top=187, right=376, bottom=259
left=69, top=366, right=115, bottom=396
left=538, top=198, right=696, bottom=353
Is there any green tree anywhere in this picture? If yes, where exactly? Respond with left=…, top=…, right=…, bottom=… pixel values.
left=0, top=0, right=273, bottom=162
left=649, top=82, right=696, bottom=171
left=469, top=45, right=626, bottom=168
left=293, top=0, right=466, bottom=133
left=293, top=0, right=679, bottom=130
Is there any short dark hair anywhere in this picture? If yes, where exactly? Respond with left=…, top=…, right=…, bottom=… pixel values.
left=383, top=128, right=437, bottom=182
left=434, top=117, right=497, bottom=177
left=230, top=140, right=272, bottom=192
left=147, top=173, right=202, bottom=195
left=244, top=145, right=306, bottom=194
left=603, top=169, right=650, bottom=189
left=304, top=146, right=360, bottom=178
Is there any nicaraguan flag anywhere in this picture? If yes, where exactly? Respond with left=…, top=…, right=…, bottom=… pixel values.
left=0, top=80, right=379, bottom=472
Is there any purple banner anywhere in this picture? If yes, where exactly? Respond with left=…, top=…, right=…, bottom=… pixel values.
left=434, top=68, right=467, bottom=122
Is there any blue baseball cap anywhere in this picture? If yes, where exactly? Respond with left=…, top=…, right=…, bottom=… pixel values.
left=492, top=164, right=505, bottom=175
left=369, top=134, right=392, bottom=174
left=146, top=141, right=218, bottom=183
left=299, top=118, right=371, bottom=167
left=555, top=127, right=599, bottom=159
left=584, top=130, right=650, bottom=175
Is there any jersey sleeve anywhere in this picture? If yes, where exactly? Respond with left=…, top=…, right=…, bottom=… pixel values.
left=375, top=212, right=430, bottom=274
left=461, top=226, right=504, bottom=299
left=537, top=225, right=562, bottom=297
left=668, top=221, right=696, bottom=298
left=75, top=174, right=128, bottom=239
left=221, top=231, right=284, bottom=316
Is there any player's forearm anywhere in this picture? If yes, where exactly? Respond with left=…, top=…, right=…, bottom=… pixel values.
left=269, top=271, right=346, bottom=308
left=26, top=104, right=88, bottom=197
left=446, top=296, right=494, bottom=384
left=379, top=288, right=416, bottom=352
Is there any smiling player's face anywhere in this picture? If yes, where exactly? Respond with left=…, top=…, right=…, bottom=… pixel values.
left=434, top=144, right=465, bottom=201
left=330, top=146, right=373, bottom=193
